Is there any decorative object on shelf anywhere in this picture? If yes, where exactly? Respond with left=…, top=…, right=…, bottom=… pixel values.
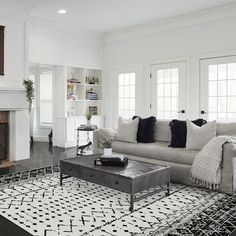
left=86, top=111, right=92, bottom=125
left=67, top=94, right=78, bottom=100
left=85, top=76, right=99, bottom=85
left=89, top=106, right=97, bottom=115
left=89, top=77, right=95, bottom=84
left=67, top=79, right=81, bottom=84
left=101, top=138, right=113, bottom=156
left=22, top=78, right=35, bottom=145
left=86, top=88, right=98, bottom=100
left=67, top=84, right=76, bottom=95
left=68, top=72, right=81, bottom=84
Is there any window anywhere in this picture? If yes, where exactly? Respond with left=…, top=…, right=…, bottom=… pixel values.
left=151, top=61, right=186, bottom=119
left=118, top=72, right=135, bottom=119
left=39, top=71, right=53, bottom=126
left=200, top=56, right=236, bottom=121
left=156, top=68, right=179, bottom=119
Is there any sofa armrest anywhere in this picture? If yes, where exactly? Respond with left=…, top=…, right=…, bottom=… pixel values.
left=221, top=142, right=236, bottom=193
left=93, top=128, right=116, bottom=150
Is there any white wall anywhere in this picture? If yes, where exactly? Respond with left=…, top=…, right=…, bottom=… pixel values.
left=103, top=5, right=236, bottom=127
left=29, top=20, right=103, bottom=69
left=0, top=18, right=27, bottom=88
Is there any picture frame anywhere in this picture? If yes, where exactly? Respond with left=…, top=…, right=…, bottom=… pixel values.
left=0, top=26, right=5, bottom=76
left=89, top=106, right=97, bottom=115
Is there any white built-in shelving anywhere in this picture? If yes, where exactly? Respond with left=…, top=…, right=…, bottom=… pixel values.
left=67, top=67, right=102, bottom=117
left=54, top=66, right=104, bottom=148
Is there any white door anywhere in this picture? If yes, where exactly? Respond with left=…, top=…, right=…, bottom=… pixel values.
left=151, top=61, right=186, bottom=119
left=112, top=66, right=142, bottom=126
left=200, top=56, right=236, bottom=121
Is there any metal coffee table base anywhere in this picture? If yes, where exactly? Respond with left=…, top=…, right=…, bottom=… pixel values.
left=129, top=182, right=170, bottom=211
left=60, top=173, right=170, bottom=212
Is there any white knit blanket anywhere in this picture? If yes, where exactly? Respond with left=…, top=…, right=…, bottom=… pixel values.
left=190, top=136, right=234, bottom=190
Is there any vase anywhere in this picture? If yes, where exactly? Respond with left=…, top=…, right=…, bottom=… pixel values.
left=87, top=119, right=91, bottom=126
left=104, top=148, right=112, bottom=156
left=27, top=107, right=35, bottom=145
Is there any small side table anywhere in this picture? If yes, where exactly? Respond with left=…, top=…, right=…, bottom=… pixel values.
left=76, top=126, right=97, bottom=156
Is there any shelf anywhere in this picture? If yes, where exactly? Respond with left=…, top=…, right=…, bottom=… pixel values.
left=67, top=99, right=102, bottom=102
left=85, top=84, right=101, bottom=87
left=66, top=115, right=105, bottom=118
left=67, top=83, right=101, bottom=87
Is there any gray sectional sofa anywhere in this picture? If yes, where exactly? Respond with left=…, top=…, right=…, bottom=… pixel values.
left=93, top=120, right=236, bottom=194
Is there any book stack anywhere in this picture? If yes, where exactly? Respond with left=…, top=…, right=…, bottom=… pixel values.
left=94, top=154, right=128, bottom=167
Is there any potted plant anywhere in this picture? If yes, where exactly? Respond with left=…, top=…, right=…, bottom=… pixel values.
left=101, top=138, right=113, bottom=156
left=23, top=79, right=35, bottom=144
left=86, top=111, right=92, bottom=125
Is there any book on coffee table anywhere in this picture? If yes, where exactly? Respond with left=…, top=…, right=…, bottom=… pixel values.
left=94, top=155, right=128, bottom=167
left=100, top=154, right=125, bottom=162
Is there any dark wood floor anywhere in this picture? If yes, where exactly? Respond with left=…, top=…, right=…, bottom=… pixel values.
left=0, top=142, right=76, bottom=176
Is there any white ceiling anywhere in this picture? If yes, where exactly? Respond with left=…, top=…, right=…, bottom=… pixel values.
left=7, top=0, right=236, bottom=33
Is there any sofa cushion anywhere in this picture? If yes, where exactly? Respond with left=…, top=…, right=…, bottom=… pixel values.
left=116, top=117, right=139, bottom=143
left=112, top=141, right=198, bottom=165
left=169, top=119, right=207, bottom=148
left=216, top=122, right=236, bottom=136
left=154, top=120, right=172, bottom=143
left=133, top=116, right=156, bottom=143
left=186, top=120, right=216, bottom=150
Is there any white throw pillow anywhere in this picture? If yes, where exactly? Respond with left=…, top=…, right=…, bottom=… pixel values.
left=186, top=120, right=216, bottom=150
left=116, top=117, right=139, bottom=143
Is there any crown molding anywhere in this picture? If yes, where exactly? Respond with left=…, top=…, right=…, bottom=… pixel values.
left=104, top=3, right=236, bottom=44
left=29, top=16, right=103, bottom=38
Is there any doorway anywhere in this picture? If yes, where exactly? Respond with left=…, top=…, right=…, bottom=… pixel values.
left=29, top=64, right=54, bottom=143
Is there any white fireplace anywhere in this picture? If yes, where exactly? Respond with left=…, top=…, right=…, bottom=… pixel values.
left=0, top=87, right=30, bottom=161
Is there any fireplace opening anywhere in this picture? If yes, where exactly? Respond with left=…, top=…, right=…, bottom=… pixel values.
left=0, top=111, right=9, bottom=163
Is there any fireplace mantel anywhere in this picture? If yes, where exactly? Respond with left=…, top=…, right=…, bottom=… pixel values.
left=0, top=86, right=29, bottom=161
left=0, top=86, right=28, bottom=110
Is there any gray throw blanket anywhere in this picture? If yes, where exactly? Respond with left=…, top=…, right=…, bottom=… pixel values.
left=190, top=136, right=234, bottom=190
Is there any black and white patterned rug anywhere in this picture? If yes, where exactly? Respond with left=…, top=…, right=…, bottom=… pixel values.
left=0, top=166, right=235, bottom=236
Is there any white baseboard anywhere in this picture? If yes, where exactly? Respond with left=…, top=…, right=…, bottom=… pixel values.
left=33, top=136, right=49, bottom=142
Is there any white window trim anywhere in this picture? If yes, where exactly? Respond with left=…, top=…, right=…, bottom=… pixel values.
left=111, top=65, right=143, bottom=127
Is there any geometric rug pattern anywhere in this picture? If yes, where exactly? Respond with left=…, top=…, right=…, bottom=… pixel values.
left=0, top=165, right=235, bottom=236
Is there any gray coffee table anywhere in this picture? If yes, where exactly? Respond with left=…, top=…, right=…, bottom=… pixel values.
left=60, top=154, right=170, bottom=211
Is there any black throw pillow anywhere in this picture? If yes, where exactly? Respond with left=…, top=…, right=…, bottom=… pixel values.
left=169, top=119, right=207, bottom=148
left=132, top=116, right=156, bottom=143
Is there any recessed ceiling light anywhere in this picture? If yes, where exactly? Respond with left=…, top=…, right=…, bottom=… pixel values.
left=58, top=9, right=67, bottom=14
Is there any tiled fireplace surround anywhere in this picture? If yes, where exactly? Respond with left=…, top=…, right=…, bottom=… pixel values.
left=0, top=87, right=29, bottom=162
